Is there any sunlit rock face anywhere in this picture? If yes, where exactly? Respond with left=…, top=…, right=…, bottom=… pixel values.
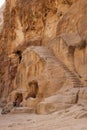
left=3, top=0, right=78, bottom=54
left=0, top=4, right=5, bottom=32
left=0, top=0, right=87, bottom=114
left=56, top=0, right=87, bottom=84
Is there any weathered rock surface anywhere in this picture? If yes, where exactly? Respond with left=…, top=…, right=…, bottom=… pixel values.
left=0, top=4, right=5, bottom=32
left=57, top=0, right=87, bottom=84
left=0, top=0, right=87, bottom=115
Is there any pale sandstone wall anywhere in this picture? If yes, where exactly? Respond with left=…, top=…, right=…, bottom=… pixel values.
left=13, top=47, right=67, bottom=97
left=0, top=0, right=87, bottom=114
left=56, top=0, right=87, bottom=85
left=0, top=0, right=76, bottom=99
left=3, top=0, right=78, bottom=54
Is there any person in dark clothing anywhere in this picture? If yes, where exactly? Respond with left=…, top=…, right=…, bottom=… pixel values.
left=13, top=98, right=20, bottom=107
left=13, top=98, right=17, bottom=107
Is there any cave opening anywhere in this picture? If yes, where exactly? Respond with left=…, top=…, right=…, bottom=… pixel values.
left=26, top=80, right=39, bottom=100
left=13, top=93, right=23, bottom=107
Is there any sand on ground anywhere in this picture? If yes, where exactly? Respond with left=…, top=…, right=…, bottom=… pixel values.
left=0, top=106, right=87, bottom=130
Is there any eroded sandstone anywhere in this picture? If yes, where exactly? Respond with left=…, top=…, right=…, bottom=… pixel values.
left=0, top=0, right=87, bottom=114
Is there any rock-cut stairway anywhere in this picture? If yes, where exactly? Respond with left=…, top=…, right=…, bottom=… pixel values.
left=56, top=59, right=84, bottom=88
left=30, top=46, right=86, bottom=114
left=31, top=46, right=85, bottom=88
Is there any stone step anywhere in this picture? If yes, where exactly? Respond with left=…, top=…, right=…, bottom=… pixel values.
left=73, top=86, right=84, bottom=88
left=67, top=75, right=80, bottom=79
left=69, top=78, right=79, bottom=80
left=73, top=83, right=83, bottom=85
left=71, top=81, right=82, bottom=84
left=10, top=107, right=35, bottom=114
left=72, top=82, right=81, bottom=85
left=73, top=84, right=83, bottom=87
left=71, top=80, right=80, bottom=82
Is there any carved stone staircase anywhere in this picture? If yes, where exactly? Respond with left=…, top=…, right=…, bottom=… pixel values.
left=56, top=59, right=84, bottom=88
left=31, top=46, right=84, bottom=88
left=31, top=46, right=86, bottom=114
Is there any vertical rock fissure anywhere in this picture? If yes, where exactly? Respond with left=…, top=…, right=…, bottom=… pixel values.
left=15, top=50, right=22, bottom=63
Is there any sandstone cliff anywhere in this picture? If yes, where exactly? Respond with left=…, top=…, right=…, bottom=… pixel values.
left=0, top=0, right=87, bottom=114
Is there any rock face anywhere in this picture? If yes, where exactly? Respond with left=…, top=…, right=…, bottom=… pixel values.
left=0, top=4, right=5, bottom=32
left=0, top=0, right=87, bottom=114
